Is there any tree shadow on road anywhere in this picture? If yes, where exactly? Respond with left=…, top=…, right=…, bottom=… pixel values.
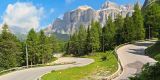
left=133, top=42, right=153, bottom=47
left=127, top=48, right=146, bottom=55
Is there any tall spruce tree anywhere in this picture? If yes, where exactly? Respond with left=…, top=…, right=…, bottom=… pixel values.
left=0, top=24, right=21, bottom=69
left=49, top=34, right=60, bottom=53
left=122, top=14, right=135, bottom=42
left=95, top=21, right=103, bottom=51
left=89, top=21, right=101, bottom=52
left=26, top=29, right=39, bottom=65
left=144, top=1, right=160, bottom=39
left=67, top=32, right=79, bottom=55
left=38, top=30, right=53, bottom=64
left=115, top=15, right=124, bottom=45
left=133, top=3, right=145, bottom=40
left=0, top=41, right=20, bottom=69
left=86, top=26, right=92, bottom=53
left=66, top=25, right=87, bottom=56
left=0, top=24, right=19, bottom=42
left=77, top=25, right=87, bottom=55
left=103, top=16, right=116, bottom=50
left=42, top=36, right=53, bottom=63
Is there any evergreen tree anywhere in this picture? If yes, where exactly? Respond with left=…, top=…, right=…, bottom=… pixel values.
left=0, top=24, right=21, bottom=69
left=66, top=23, right=101, bottom=55
left=85, top=26, right=92, bottom=53
left=42, top=36, right=53, bottom=63
left=0, top=24, right=19, bottom=42
left=38, top=30, right=52, bottom=64
left=78, top=25, right=87, bottom=55
left=49, top=34, right=60, bottom=53
left=38, top=30, right=45, bottom=63
left=66, top=25, right=87, bottom=56
left=89, top=21, right=101, bottom=52
left=144, top=1, right=160, bottom=39
left=103, top=16, right=116, bottom=50
left=133, top=3, right=145, bottom=40
left=123, top=14, right=135, bottom=42
left=26, top=29, right=38, bottom=65
left=0, top=41, right=20, bottom=69
left=95, top=22, right=103, bottom=51
left=115, top=15, right=124, bottom=45
left=66, top=31, right=78, bottom=55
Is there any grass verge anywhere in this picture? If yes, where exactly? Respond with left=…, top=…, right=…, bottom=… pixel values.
left=146, top=41, right=160, bottom=61
left=42, top=51, right=118, bottom=80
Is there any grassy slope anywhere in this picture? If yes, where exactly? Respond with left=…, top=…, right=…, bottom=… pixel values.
left=0, top=68, right=4, bottom=72
left=42, top=52, right=118, bottom=80
left=146, top=41, right=160, bottom=61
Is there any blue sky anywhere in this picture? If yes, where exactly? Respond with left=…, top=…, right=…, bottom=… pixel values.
left=0, top=0, right=145, bottom=33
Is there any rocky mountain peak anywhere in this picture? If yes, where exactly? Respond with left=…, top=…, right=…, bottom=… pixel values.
left=77, top=5, right=92, bottom=11
left=45, top=1, right=134, bottom=35
left=101, top=1, right=119, bottom=9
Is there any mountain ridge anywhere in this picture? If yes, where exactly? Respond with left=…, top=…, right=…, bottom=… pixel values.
left=45, top=1, right=134, bottom=35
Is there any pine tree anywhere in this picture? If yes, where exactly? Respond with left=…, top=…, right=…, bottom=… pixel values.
left=89, top=21, right=101, bottom=52
left=0, top=23, right=19, bottom=42
left=133, top=3, right=145, bottom=40
left=66, top=25, right=87, bottom=56
left=95, top=22, right=102, bottom=51
left=122, top=14, right=135, bottom=42
left=49, top=34, right=60, bottom=53
left=0, top=24, right=21, bottom=69
left=77, top=25, right=87, bottom=55
left=144, top=2, right=160, bottom=39
left=43, top=36, right=53, bottom=63
left=38, top=30, right=47, bottom=63
left=26, top=29, right=38, bottom=65
left=67, top=32, right=79, bottom=55
left=115, top=15, right=124, bottom=45
left=103, top=16, right=116, bottom=50
left=0, top=41, right=20, bottom=69
left=86, top=26, right=92, bottom=53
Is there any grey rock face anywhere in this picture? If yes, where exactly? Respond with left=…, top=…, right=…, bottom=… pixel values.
left=46, top=1, right=134, bottom=34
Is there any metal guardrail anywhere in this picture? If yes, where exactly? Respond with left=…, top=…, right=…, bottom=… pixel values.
left=0, top=66, right=27, bottom=75
left=0, top=63, right=56, bottom=75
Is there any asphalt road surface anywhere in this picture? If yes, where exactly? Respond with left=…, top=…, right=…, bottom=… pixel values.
left=114, top=41, right=157, bottom=80
left=0, top=57, right=94, bottom=80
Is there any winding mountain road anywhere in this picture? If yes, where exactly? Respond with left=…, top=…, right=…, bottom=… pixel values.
left=114, top=41, right=157, bottom=80
left=0, top=41, right=157, bottom=80
left=0, top=57, right=94, bottom=80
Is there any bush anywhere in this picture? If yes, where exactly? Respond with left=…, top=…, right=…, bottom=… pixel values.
left=101, top=54, right=107, bottom=61
left=130, top=62, right=160, bottom=80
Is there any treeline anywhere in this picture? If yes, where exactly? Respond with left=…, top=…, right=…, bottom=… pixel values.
left=0, top=24, right=62, bottom=70
left=66, top=3, right=145, bottom=56
left=130, top=1, right=160, bottom=79
left=143, top=0, right=160, bottom=39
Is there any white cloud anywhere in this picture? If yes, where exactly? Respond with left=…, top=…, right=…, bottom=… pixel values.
left=65, top=0, right=75, bottom=4
left=2, top=2, right=44, bottom=33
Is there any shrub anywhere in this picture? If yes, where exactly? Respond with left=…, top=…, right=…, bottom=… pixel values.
left=101, top=55, right=107, bottom=61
